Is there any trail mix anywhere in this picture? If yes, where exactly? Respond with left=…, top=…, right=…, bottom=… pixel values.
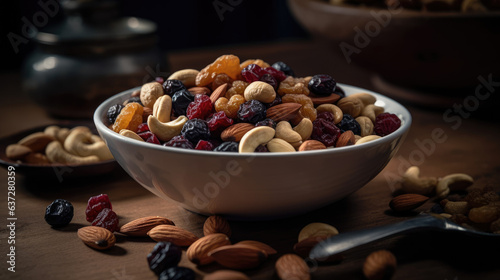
left=106, top=55, right=402, bottom=153
left=326, top=0, right=500, bottom=12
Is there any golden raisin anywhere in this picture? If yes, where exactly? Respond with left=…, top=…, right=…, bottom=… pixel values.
left=239, top=59, right=270, bottom=71
left=112, top=102, right=144, bottom=133
left=215, top=94, right=245, bottom=119
left=195, top=55, right=241, bottom=87
left=468, top=206, right=499, bottom=224
left=225, top=80, right=249, bottom=98
left=211, top=73, right=233, bottom=91
left=282, top=94, right=317, bottom=122
left=278, top=76, right=310, bottom=96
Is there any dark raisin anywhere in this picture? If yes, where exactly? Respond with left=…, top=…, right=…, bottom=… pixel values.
left=338, top=114, right=361, bottom=135
left=431, top=203, right=444, bottom=214
left=255, top=145, right=269, bottom=152
left=259, top=73, right=278, bottom=91
left=44, top=199, right=74, bottom=227
left=264, top=67, right=287, bottom=82
left=181, top=119, right=211, bottom=144
left=158, top=266, right=195, bottom=280
left=106, top=104, right=124, bottom=124
left=271, top=61, right=295, bottom=77
left=214, top=141, right=239, bottom=152
left=316, top=111, right=335, bottom=123
left=308, top=74, right=336, bottom=96
left=91, top=208, right=119, bottom=232
left=334, top=85, right=346, bottom=98
left=124, top=96, right=143, bottom=106
left=163, top=79, right=186, bottom=96
left=237, top=100, right=267, bottom=124
left=311, top=118, right=341, bottom=147
left=85, top=194, right=112, bottom=222
left=266, top=93, right=282, bottom=108
left=171, top=89, right=195, bottom=116
left=147, top=242, right=182, bottom=276
left=164, top=136, right=194, bottom=149
left=255, top=118, right=277, bottom=129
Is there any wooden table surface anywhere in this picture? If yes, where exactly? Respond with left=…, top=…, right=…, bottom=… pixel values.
left=1, top=40, right=500, bottom=280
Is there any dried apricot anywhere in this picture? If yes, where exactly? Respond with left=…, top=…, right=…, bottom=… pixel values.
left=195, top=55, right=240, bottom=87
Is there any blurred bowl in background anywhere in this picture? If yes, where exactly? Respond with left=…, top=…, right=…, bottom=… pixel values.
left=288, top=0, right=500, bottom=107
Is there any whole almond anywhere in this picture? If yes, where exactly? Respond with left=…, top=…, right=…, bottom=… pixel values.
left=275, top=254, right=310, bottom=280
left=187, top=233, right=231, bottom=265
left=5, top=144, right=32, bottom=160
left=309, top=93, right=341, bottom=106
left=336, top=130, right=356, bottom=147
left=220, top=123, right=255, bottom=142
left=266, top=103, right=302, bottom=122
left=208, top=244, right=268, bottom=270
left=119, top=216, right=175, bottom=236
left=293, top=235, right=328, bottom=258
left=298, top=140, right=326, bottom=151
left=363, top=250, right=397, bottom=280
left=203, top=270, right=250, bottom=280
left=77, top=226, right=116, bottom=250
left=210, top=83, right=228, bottom=104
left=18, top=132, right=55, bottom=153
left=235, top=240, right=277, bottom=255
left=389, top=194, right=429, bottom=212
left=147, top=225, right=198, bottom=246
left=188, top=86, right=211, bottom=95
left=203, top=215, right=232, bottom=237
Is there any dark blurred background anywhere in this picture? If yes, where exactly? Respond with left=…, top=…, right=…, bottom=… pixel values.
left=1, top=0, right=308, bottom=73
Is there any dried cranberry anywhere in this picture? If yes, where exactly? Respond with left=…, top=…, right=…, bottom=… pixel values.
left=163, top=79, right=186, bottom=96
left=164, top=136, right=194, bottom=149
left=85, top=194, right=112, bottom=222
left=172, top=89, right=195, bottom=116
left=155, top=76, right=165, bottom=84
left=308, top=74, right=336, bottom=96
left=158, top=266, right=195, bottom=280
left=195, top=140, right=215, bottom=151
left=259, top=73, right=278, bottom=91
left=138, top=131, right=154, bottom=141
left=311, top=118, right=341, bottom=147
left=136, top=123, right=150, bottom=134
left=374, top=113, right=401, bottom=136
left=266, top=94, right=282, bottom=108
left=338, top=114, right=361, bottom=135
left=214, top=141, right=239, bottom=152
left=272, top=61, right=295, bottom=77
left=181, top=119, right=211, bottom=144
left=186, top=94, right=213, bottom=120
left=316, top=111, right=335, bottom=123
left=237, top=100, right=267, bottom=124
left=106, top=104, right=124, bottom=125
left=255, top=118, right=277, bottom=129
left=91, top=208, right=119, bottom=232
left=147, top=242, right=182, bottom=275
left=146, top=134, right=161, bottom=145
left=206, top=111, right=233, bottom=133
left=45, top=199, right=74, bottom=227
left=264, top=66, right=287, bottom=82
left=241, top=64, right=267, bottom=83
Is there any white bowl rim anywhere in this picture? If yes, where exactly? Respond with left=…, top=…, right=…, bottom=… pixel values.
left=94, top=83, right=412, bottom=158
left=293, top=0, right=500, bottom=19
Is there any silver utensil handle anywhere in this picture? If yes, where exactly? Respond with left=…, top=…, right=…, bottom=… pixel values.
left=309, top=214, right=444, bottom=260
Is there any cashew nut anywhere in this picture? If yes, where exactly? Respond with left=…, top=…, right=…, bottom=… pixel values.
left=153, top=95, right=172, bottom=123
left=267, top=138, right=296, bottom=153
left=354, top=135, right=381, bottom=145
left=18, top=132, right=56, bottom=153
left=275, top=121, right=303, bottom=148
left=167, top=69, right=200, bottom=88
left=119, top=129, right=144, bottom=142
left=436, top=173, right=474, bottom=198
left=63, top=129, right=114, bottom=160
left=361, top=104, right=384, bottom=123
left=400, top=166, right=438, bottom=195
left=147, top=115, right=188, bottom=142
left=46, top=141, right=100, bottom=164
left=140, top=82, right=164, bottom=109
left=337, top=96, right=364, bottom=117
left=6, top=144, right=32, bottom=160
left=243, top=81, right=276, bottom=103
left=293, top=118, right=313, bottom=141
left=348, top=92, right=376, bottom=106
left=355, top=116, right=374, bottom=137
left=316, top=104, right=343, bottom=124
left=298, top=222, right=339, bottom=242
left=238, top=126, right=275, bottom=153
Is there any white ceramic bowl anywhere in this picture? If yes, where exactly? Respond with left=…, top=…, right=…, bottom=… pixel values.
left=94, top=84, right=411, bottom=220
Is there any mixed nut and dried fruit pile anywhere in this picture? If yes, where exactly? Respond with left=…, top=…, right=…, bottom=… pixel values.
left=106, top=55, right=401, bottom=152
left=5, top=125, right=113, bottom=165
